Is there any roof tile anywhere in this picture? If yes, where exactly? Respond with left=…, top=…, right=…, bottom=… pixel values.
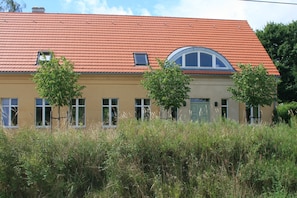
left=0, top=12, right=279, bottom=75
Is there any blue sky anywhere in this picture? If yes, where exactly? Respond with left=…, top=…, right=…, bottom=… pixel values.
left=22, top=0, right=297, bottom=30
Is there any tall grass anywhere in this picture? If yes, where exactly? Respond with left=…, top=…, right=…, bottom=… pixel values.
left=1, top=119, right=297, bottom=197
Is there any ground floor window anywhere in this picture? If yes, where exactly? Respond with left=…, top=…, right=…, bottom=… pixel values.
left=221, top=99, right=228, bottom=119
left=1, top=98, right=18, bottom=128
left=190, top=98, right=210, bottom=122
left=171, top=107, right=178, bottom=120
left=102, top=98, right=118, bottom=127
left=71, top=98, right=86, bottom=127
left=135, top=99, right=150, bottom=121
left=246, top=105, right=261, bottom=124
left=35, top=98, right=51, bottom=127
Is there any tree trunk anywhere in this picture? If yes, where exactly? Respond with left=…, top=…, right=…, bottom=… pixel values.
left=58, top=106, right=60, bottom=128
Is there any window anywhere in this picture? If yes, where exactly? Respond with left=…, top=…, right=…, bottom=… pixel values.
left=200, top=52, right=213, bottom=67
left=246, top=105, right=261, bottom=124
left=167, top=46, right=234, bottom=71
left=36, top=51, right=51, bottom=64
left=190, top=98, right=210, bottom=122
left=71, top=99, right=85, bottom=127
left=102, top=98, right=118, bottom=127
left=1, top=98, right=18, bottom=128
left=221, top=99, right=228, bottom=118
left=35, top=98, right=51, bottom=127
left=134, top=53, right=149, bottom=65
left=171, top=107, right=178, bottom=121
left=185, top=52, right=198, bottom=67
left=135, top=99, right=150, bottom=121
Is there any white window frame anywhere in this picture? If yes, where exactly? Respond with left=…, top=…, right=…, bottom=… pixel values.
left=247, top=105, right=261, bottom=124
left=135, top=99, right=151, bottom=121
left=35, top=98, right=51, bottom=128
left=71, top=98, right=86, bottom=127
left=1, top=98, right=18, bottom=128
left=102, top=98, right=118, bottom=127
left=221, top=99, right=228, bottom=118
left=133, top=52, right=149, bottom=66
left=36, top=51, right=52, bottom=64
left=167, top=46, right=234, bottom=71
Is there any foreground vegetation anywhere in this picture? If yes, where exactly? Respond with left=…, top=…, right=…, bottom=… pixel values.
left=1, top=119, right=297, bottom=197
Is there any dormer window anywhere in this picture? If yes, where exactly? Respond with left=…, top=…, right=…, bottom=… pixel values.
left=36, top=51, right=51, bottom=65
left=134, top=53, right=149, bottom=66
left=167, top=47, right=234, bottom=71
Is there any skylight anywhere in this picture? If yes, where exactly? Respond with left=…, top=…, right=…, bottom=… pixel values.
left=134, top=53, right=149, bottom=66
left=36, top=51, right=51, bottom=64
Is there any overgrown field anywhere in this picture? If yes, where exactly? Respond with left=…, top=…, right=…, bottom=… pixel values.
left=1, top=119, right=297, bottom=197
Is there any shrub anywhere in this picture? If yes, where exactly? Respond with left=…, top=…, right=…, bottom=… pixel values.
left=0, top=129, right=109, bottom=197
left=1, top=119, right=297, bottom=197
left=274, top=102, right=297, bottom=124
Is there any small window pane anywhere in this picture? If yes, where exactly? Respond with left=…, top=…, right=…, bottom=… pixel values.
left=185, top=53, right=198, bottom=66
left=175, top=56, right=182, bottom=66
left=72, top=99, right=76, bottom=105
left=221, top=99, right=227, bottom=106
left=222, top=107, right=227, bottom=118
left=134, top=53, right=148, bottom=65
left=2, top=107, right=9, bottom=126
left=103, top=107, right=109, bottom=125
left=216, top=57, right=226, bottom=68
left=111, top=107, right=117, bottom=125
left=135, top=99, right=141, bottom=105
left=2, top=99, right=9, bottom=105
left=144, top=107, right=150, bottom=120
left=135, top=107, right=141, bottom=120
left=103, top=99, right=109, bottom=105
left=144, top=99, right=150, bottom=105
left=44, top=100, right=50, bottom=105
left=78, top=107, right=85, bottom=125
left=36, top=99, right=43, bottom=105
left=200, top=53, right=212, bottom=67
left=45, top=107, right=51, bottom=125
left=36, top=107, right=42, bottom=126
left=111, top=99, right=117, bottom=105
left=79, top=99, right=85, bottom=105
left=11, top=107, right=18, bottom=126
left=11, top=98, right=18, bottom=105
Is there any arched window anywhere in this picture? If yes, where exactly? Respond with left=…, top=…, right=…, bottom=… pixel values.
left=167, top=47, right=234, bottom=71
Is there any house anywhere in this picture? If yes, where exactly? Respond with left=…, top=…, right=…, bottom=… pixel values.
left=0, top=9, right=279, bottom=129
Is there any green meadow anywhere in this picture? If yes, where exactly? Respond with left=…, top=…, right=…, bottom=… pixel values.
left=1, top=119, right=297, bottom=197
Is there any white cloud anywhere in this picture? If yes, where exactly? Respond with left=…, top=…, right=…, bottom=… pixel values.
left=72, top=0, right=134, bottom=15
left=62, top=0, right=297, bottom=30
left=154, top=0, right=297, bottom=30
left=154, top=0, right=246, bottom=20
left=139, top=8, right=151, bottom=16
left=242, top=1, right=297, bottom=30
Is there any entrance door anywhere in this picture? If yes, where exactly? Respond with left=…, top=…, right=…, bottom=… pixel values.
left=190, top=98, right=210, bottom=122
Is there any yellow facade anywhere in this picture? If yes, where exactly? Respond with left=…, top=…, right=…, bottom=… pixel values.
left=0, top=73, right=275, bottom=129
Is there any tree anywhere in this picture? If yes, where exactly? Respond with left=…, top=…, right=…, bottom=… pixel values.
left=0, top=0, right=25, bottom=12
left=228, top=64, right=278, bottom=122
left=141, top=59, right=192, bottom=119
left=32, top=52, right=85, bottom=128
left=256, top=21, right=297, bottom=102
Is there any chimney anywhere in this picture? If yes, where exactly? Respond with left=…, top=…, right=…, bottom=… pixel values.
left=32, top=7, right=45, bottom=13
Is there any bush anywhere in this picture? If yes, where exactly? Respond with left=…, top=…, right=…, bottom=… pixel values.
left=274, top=102, right=297, bottom=124
left=0, top=129, right=109, bottom=197
left=1, top=119, right=297, bottom=197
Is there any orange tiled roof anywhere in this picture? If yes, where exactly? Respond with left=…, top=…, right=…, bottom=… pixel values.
left=0, top=12, right=279, bottom=75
